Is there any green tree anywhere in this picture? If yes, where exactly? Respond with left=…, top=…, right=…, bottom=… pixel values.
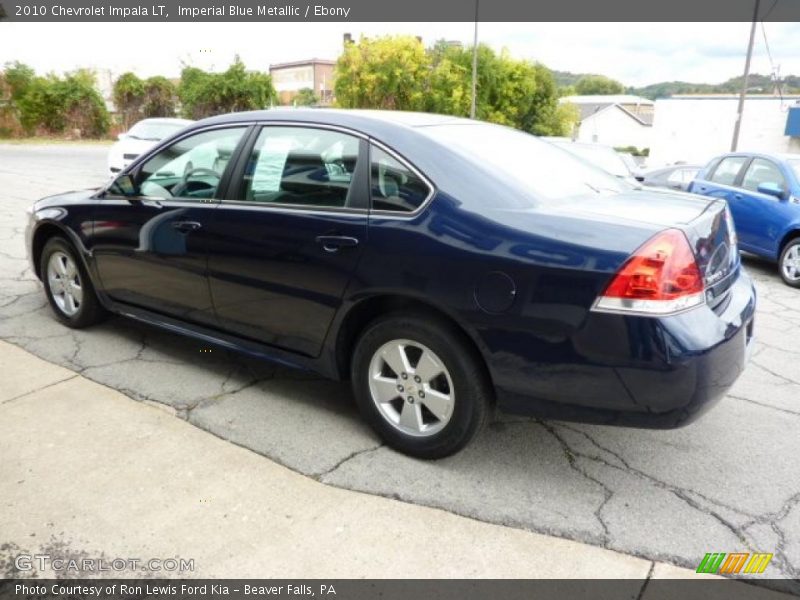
left=179, top=57, right=276, bottom=119
left=3, top=61, right=35, bottom=104
left=293, top=87, right=318, bottom=106
left=334, top=35, right=430, bottom=110
left=334, top=37, right=575, bottom=136
left=142, top=76, right=177, bottom=117
left=15, top=68, right=109, bottom=137
left=574, top=74, right=625, bottom=95
left=112, top=72, right=145, bottom=129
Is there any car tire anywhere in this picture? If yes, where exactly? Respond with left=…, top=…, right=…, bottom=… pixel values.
left=351, top=312, right=492, bottom=459
left=40, top=236, right=106, bottom=328
left=779, top=238, right=800, bottom=288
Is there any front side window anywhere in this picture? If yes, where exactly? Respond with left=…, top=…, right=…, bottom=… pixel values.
left=741, top=158, right=786, bottom=195
left=370, top=147, right=431, bottom=212
left=238, top=126, right=360, bottom=208
left=136, top=127, right=246, bottom=201
left=710, top=156, right=748, bottom=186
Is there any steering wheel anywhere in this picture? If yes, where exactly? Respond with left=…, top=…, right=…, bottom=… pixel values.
left=172, top=167, right=220, bottom=197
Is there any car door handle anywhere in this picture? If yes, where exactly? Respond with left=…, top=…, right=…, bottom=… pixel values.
left=171, top=221, right=202, bottom=233
left=734, top=194, right=743, bottom=199
left=315, top=235, right=359, bottom=252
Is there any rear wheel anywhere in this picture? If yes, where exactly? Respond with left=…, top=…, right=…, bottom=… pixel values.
left=779, top=238, right=800, bottom=288
left=351, top=313, right=492, bottom=459
left=41, top=237, right=106, bottom=328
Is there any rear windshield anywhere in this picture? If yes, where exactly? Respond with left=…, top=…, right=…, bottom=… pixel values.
left=556, top=143, right=631, bottom=178
left=422, top=123, right=631, bottom=203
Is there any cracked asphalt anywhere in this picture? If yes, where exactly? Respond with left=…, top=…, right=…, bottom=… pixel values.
left=1, top=143, right=799, bottom=583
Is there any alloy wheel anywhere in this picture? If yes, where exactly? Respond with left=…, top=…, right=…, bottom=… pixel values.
left=782, top=244, right=800, bottom=282
left=47, top=251, right=83, bottom=316
left=367, top=339, right=455, bottom=437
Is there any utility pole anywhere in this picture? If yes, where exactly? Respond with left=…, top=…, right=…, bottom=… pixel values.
left=731, top=0, right=761, bottom=151
left=470, top=0, right=479, bottom=119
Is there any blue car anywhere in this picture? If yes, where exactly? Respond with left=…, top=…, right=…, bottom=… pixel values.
left=689, top=152, right=800, bottom=287
left=25, top=110, right=756, bottom=458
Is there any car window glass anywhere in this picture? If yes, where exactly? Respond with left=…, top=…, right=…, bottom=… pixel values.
left=239, top=127, right=360, bottom=208
left=710, top=156, right=748, bottom=186
left=136, top=127, right=246, bottom=201
left=788, top=159, right=800, bottom=180
left=741, top=158, right=786, bottom=195
left=667, top=169, right=685, bottom=185
left=423, top=124, right=630, bottom=205
left=370, top=146, right=431, bottom=212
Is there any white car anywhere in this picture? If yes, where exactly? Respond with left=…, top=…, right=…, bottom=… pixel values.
left=108, top=118, right=193, bottom=175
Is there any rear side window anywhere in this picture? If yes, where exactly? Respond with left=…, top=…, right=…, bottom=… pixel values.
left=710, top=156, right=748, bottom=186
left=370, top=146, right=431, bottom=213
left=238, top=126, right=361, bottom=208
left=741, top=158, right=786, bottom=194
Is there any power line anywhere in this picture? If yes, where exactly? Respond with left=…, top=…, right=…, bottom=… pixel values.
left=731, top=0, right=761, bottom=152
left=760, top=21, right=784, bottom=103
left=761, top=0, right=780, bottom=20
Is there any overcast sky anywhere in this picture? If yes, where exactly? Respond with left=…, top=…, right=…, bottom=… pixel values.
left=2, top=21, right=800, bottom=86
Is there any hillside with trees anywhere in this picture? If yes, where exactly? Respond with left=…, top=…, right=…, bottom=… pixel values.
left=554, top=69, right=800, bottom=99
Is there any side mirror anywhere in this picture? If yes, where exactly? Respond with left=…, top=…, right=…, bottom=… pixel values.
left=109, top=173, right=138, bottom=197
left=117, top=133, right=127, bottom=141
left=757, top=181, right=784, bottom=199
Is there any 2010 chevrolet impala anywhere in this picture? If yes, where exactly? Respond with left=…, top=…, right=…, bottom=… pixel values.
left=26, top=109, right=756, bottom=458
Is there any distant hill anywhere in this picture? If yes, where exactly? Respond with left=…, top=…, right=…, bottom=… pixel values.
left=551, top=70, right=800, bottom=100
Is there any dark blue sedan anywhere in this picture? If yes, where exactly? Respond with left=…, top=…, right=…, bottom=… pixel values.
left=689, top=152, right=800, bottom=287
left=25, top=110, right=756, bottom=458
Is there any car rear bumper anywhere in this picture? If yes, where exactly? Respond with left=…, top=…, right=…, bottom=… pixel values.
left=493, top=269, right=757, bottom=428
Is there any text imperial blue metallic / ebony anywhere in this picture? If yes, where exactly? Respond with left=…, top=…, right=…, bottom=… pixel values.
left=25, top=109, right=756, bottom=458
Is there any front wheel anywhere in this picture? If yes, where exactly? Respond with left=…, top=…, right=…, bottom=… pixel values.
left=351, top=313, right=492, bottom=459
left=40, top=237, right=106, bottom=328
left=779, top=238, right=800, bottom=288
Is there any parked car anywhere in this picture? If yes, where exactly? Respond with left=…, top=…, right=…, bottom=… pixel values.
left=617, top=151, right=647, bottom=180
left=26, top=110, right=756, bottom=458
left=549, top=139, right=639, bottom=182
left=689, top=152, right=800, bottom=287
left=641, top=164, right=701, bottom=192
left=108, top=118, right=193, bottom=175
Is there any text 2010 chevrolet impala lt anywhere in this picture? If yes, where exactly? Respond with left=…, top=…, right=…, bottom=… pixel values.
left=26, top=110, right=756, bottom=458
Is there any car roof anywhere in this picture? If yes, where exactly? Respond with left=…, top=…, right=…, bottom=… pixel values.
left=645, top=164, right=701, bottom=174
left=136, top=117, right=194, bottom=125
left=191, top=108, right=472, bottom=138
left=716, top=151, right=798, bottom=162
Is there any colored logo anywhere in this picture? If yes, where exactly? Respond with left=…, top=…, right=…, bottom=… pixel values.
left=696, top=552, right=773, bottom=574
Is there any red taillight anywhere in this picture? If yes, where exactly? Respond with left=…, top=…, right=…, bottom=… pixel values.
left=593, top=229, right=705, bottom=315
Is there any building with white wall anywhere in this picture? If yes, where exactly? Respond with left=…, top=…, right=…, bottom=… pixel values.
left=269, top=59, right=335, bottom=106
left=560, top=95, right=654, bottom=150
left=649, top=94, right=800, bottom=167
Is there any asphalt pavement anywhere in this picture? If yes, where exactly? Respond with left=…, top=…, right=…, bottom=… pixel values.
left=1, top=143, right=799, bottom=585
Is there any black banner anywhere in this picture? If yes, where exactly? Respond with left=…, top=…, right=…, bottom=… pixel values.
left=1, top=579, right=799, bottom=600
left=0, top=0, right=799, bottom=22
